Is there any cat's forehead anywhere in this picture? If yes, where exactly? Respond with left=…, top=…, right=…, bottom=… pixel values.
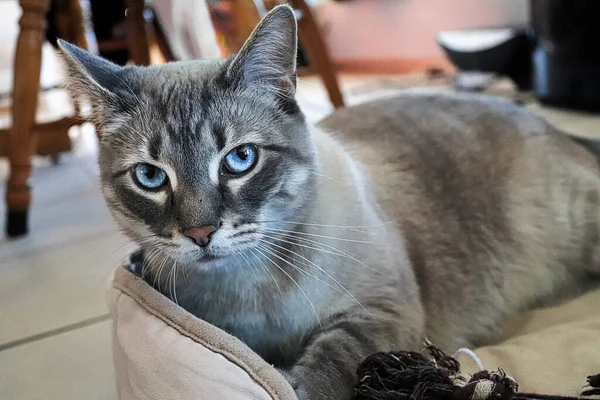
left=117, top=63, right=281, bottom=162
left=136, top=61, right=273, bottom=126
left=143, top=59, right=226, bottom=87
left=140, top=61, right=225, bottom=110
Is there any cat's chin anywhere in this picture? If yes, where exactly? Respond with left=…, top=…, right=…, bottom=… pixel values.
left=175, top=238, right=260, bottom=270
left=197, top=253, right=225, bottom=263
left=188, top=248, right=239, bottom=269
left=188, top=245, right=257, bottom=271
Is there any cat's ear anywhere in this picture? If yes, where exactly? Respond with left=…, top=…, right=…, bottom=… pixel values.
left=226, top=5, right=298, bottom=99
left=58, top=40, right=135, bottom=126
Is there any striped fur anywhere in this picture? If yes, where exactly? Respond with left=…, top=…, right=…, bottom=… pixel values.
left=60, top=6, right=600, bottom=400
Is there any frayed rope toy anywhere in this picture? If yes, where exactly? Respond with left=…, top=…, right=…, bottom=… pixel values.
left=354, top=341, right=600, bottom=400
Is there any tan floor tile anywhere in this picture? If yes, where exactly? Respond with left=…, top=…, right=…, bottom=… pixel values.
left=0, top=321, right=116, bottom=400
left=528, top=103, right=600, bottom=138
left=0, top=231, right=131, bottom=345
left=0, top=186, right=121, bottom=259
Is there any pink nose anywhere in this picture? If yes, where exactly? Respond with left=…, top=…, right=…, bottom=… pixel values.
left=183, top=225, right=218, bottom=246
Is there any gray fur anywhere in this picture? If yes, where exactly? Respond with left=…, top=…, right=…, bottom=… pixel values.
left=60, top=6, right=599, bottom=400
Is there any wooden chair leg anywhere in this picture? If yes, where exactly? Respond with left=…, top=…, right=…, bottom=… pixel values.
left=55, top=0, right=88, bottom=49
left=127, top=0, right=151, bottom=65
left=231, top=0, right=262, bottom=53
left=5, top=0, right=50, bottom=237
left=58, top=0, right=89, bottom=139
left=290, top=0, right=344, bottom=109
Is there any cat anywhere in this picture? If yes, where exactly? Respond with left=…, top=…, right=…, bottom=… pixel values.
left=59, top=5, right=600, bottom=400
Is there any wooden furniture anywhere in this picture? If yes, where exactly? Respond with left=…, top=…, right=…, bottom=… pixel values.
left=95, top=0, right=173, bottom=65
left=231, top=0, right=344, bottom=109
left=291, top=0, right=344, bottom=109
left=3, top=0, right=339, bottom=236
left=3, top=0, right=88, bottom=237
left=127, top=0, right=151, bottom=65
left=3, top=0, right=167, bottom=237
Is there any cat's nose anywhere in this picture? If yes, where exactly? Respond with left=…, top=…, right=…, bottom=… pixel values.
left=183, top=225, right=218, bottom=246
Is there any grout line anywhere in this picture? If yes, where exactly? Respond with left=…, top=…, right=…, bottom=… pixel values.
left=0, top=314, right=111, bottom=352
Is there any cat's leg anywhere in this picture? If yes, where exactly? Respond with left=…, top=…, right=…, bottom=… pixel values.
left=589, top=246, right=600, bottom=276
left=283, top=303, right=424, bottom=400
left=561, top=161, right=600, bottom=277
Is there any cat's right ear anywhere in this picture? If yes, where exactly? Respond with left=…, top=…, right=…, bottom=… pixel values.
left=226, top=5, right=298, bottom=100
left=58, top=40, right=135, bottom=125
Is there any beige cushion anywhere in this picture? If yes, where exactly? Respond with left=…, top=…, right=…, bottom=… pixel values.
left=458, top=289, right=600, bottom=395
left=109, top=266, right=600, bottom=399
left=109, top=266, right=297, bottom=400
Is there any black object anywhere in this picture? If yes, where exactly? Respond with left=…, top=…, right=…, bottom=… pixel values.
left=126, top=249, right=145, bottom=278
left=354, top=341, right=600, bottom=400
left=45, top=0, right=129, bottom=64
left=89, top=0, right=129, bottom=65
left=6, top=210, right=28, bottom=238
left=437, top=27, right=534, bottom=91
left=530, top=0, right=600, bottom=111
left=297, top=45, right=310, bottom=69
left=45, top=0, right=60, bottom=48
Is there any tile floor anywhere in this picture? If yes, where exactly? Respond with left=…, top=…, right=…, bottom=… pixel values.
left=0, top=75, right=438, bottom=400
left=2, top=2, right=600, bottom=399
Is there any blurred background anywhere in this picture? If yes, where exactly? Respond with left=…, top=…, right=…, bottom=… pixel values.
left=1, top=0, right=600, bottom=398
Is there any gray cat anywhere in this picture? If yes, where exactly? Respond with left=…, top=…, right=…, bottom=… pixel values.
left=60, top=5, right=599, bottom=400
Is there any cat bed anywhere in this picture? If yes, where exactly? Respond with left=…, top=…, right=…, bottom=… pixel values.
left=109, top=264, right=600, bottom=400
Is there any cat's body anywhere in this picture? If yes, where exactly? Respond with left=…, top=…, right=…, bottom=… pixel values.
left=59, top=6, right=599, bottom=399
left=160, top=90, right=600, bottom=376
left=320, top=93, right=600, bottom=348
left=165, top=121, right=421, bottom=367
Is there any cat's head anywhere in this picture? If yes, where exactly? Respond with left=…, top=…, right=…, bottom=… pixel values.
left=60, top=6, right=317, bottom=268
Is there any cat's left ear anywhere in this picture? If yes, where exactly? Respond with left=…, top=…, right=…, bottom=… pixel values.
left=226, top=5, right=298, bottom=99
left=58, top=40, right=137, bottom=127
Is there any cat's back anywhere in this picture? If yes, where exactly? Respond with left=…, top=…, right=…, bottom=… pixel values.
left=317, top=91, right=553, bottom=244
left=317, top=91, right=582, bottom=223
left=318, top=91, right=552, bottom=160
left=318, top=92, right=600, bottom=347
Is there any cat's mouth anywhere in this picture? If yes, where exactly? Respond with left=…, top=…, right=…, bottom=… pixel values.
left=198, top=252, right=225, bottom=262
left=182, top=227, right=261, bottom=264
left=194, top=239, right=257, bottom=263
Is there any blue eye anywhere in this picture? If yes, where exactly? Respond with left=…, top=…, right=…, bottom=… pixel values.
left=223, top=145, right=258, bottom=175
left=134, top=163, right=168, bottom=189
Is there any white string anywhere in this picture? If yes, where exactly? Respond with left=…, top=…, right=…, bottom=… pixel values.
left=453, top=348, right=485, bottom=372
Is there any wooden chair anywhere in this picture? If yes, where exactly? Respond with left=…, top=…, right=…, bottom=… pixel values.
left=3, top=0, right=90, bottom=237
left=96, top=0, right=173, bottom=66
left=3, top=0, right=155, bottom=237
left=127, top=0, right=151, bottom=65
left=3, top=0, right=339, bottom=236
left=231, top=0, right=345, bottom=109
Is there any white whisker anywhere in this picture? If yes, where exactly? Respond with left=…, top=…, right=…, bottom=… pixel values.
left=254, top=245, right=323, bottom=331
left=154, top=253, right=170, bottom=289
left=258, top=238, right=368, bottom=313
left=306, top=170, right=345, bottom=185
left=172, top=260, right=179, bottom=306
left=256, top=220, right=395, bottom=230
left=257, top=241, right=347, bottom=298
left=260, top=231, right=391, bottom=277
left=141, top=248, right=162, bottom=280
left=110, top=235, right=157, bottom=257
left=167, top=260, right=175, bottom=302
left=249, top=247, right=283, bottom=299
left=262, top=227, right=374, bottom=244
left=239, top=251, right=259, bottom=280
